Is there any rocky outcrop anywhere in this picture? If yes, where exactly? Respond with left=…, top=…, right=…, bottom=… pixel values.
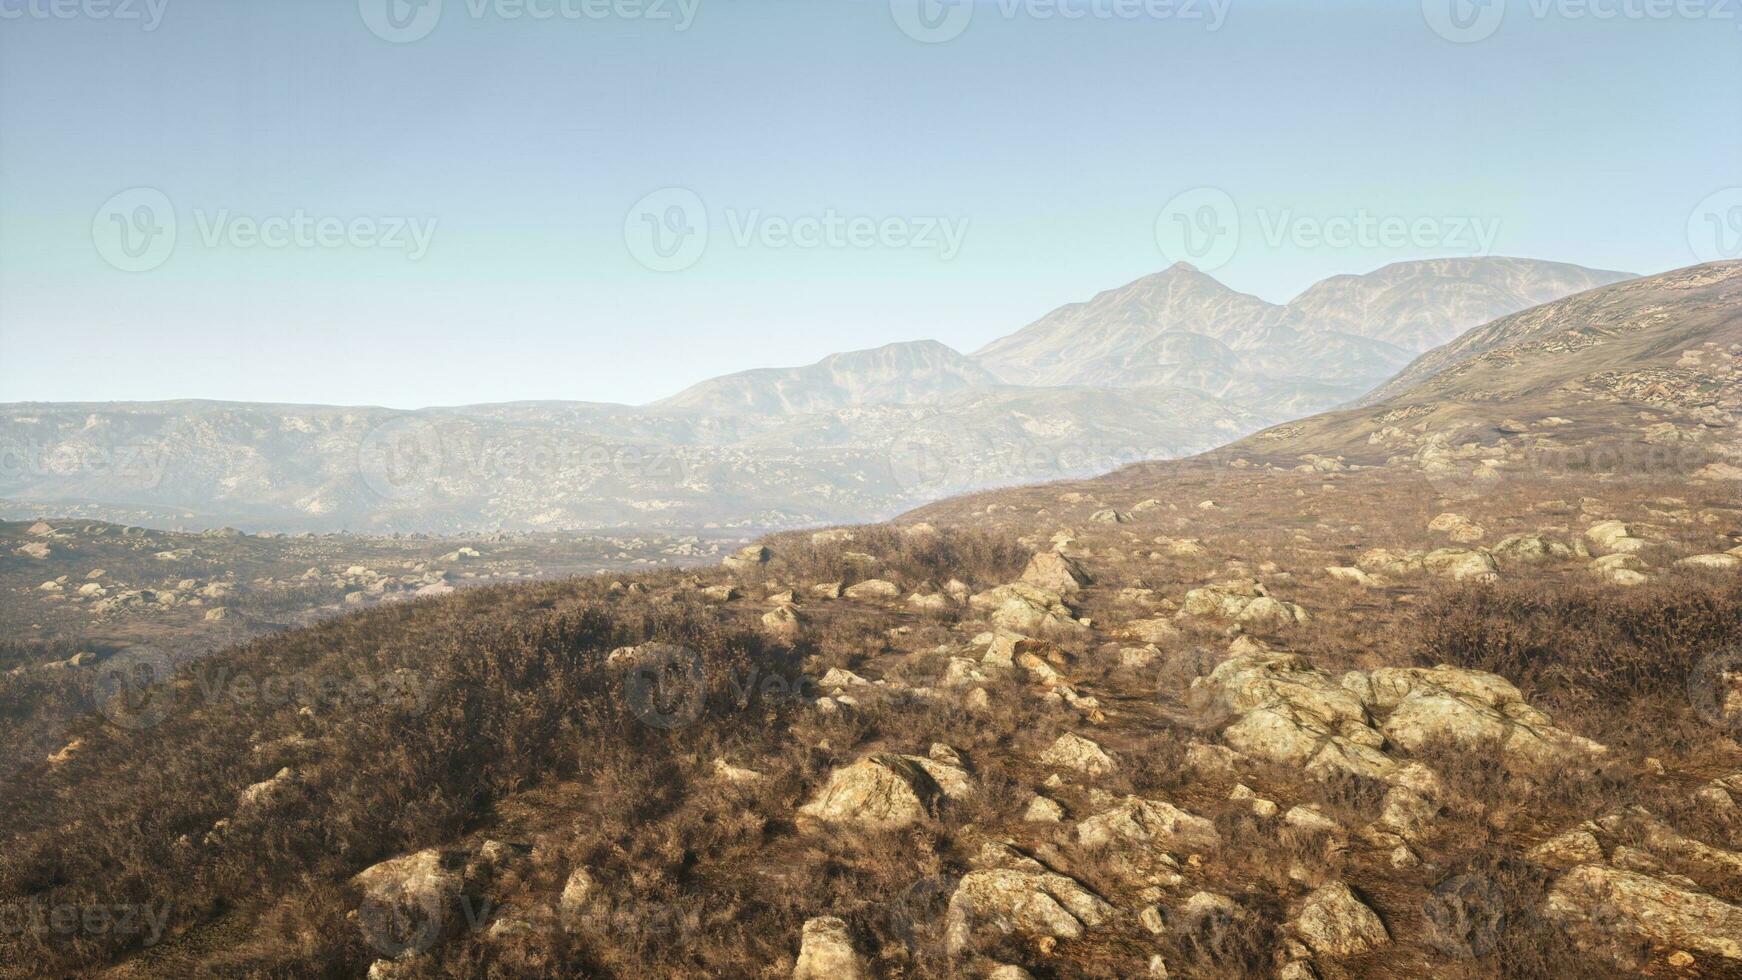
left=798, top=750, right=972, bottom=830
left=1180, top=579, right=1309, bottom=629
left=1020, top=552, right=1091, bottom=594
left=970, top=582, right=1089, bottom=636
left=1548, top=864, right=1742, bottom=962
left=945, top=843, right=1113, bottom=954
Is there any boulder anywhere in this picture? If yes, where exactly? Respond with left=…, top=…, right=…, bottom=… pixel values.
left=1422, top=549, right=1499, bottom=583
left=351, top=849, right=464, bottom=955
left=969, top=583, right=1087, bottom=637
left=1039, top=733, right=1117, bottom=776
left=722, top=545, right=771, bottom=571
left=1293, top=882, right=1388, bottom=958
left=793, top=916, right=867, bottom=980
left=761, top=605, right=801, bottom=641
left=1075, top=796, right=1219, bottom=854
left=1677, top=553, right=1742, bottom=572
left=1360, top=666, right=1605, bottom=773
left=1548, top=864, right=1742, bottom=962
left=1021, top=552, right=1091, bottom=594
left=1585, top=521, right=1649, bottom=556
left=1491, top=533, right=1574, bottom=566
left=798, top=752, right=971, bottom=830
left=843, top=579, right=901, bottom=601
left=945, top=843, right=1113, bottom=954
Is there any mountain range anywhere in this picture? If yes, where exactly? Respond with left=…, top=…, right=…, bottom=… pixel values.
left=0, top=257, right=1638, bottom=533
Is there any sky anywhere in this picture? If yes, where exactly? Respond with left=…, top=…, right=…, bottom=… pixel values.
left=1, top=0, right=1738, bottom=409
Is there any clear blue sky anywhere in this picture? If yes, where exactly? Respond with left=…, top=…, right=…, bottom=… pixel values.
left=2, top=0, right=1737, bottom=408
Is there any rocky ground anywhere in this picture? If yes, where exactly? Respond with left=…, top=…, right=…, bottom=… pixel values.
left=1, top=266, right=1738, bottom=978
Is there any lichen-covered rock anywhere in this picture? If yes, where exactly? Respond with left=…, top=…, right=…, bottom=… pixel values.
left=1293, top=881, right=1389, bottom=958
left=793, top=916, right=867, bottom=980
left=1039, top=733, right=1117, bottom=776
left=1021, top=551, right=1091, bottom=594
left=945, top=843, right=1113, bottom=954
left=1359, top=666, right=1605, bottom=773
left=844, top=579, right=901, bottom=601
left=1075, top=796, right=1219, bottom=854
left=798, top=752, right=971, bottom=830
left=970, top=582, right=1087, bottom=636
left=1548, top=864, right=1742, bottom=962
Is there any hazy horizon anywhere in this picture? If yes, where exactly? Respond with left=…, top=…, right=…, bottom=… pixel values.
left=3, top=0, right=1737, bottom=408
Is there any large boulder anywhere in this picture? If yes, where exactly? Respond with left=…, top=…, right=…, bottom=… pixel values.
left=1075, top=796, right=1219, bottom=854
left=1021, top=552, right=1091, bottom=594
left=945, top=843, right=1113, bottom=954
left=798, top=752, right=972, bottom=830
left=1180, top=579, right=1308, bottom=628
left=844, top=579, right=901, bottom=601
left=970, top=583, right=1087, bottom=637
left=1422, top=549, right=1499, bottom=583
left=1355, top=666, right=1605, bottom=773
left=1191, top=648, right=1396, bottom=784
left=351, top=849, right=465, bottom=956
left=1293, top=881, right=1389, bottom=958
left=1548, top=865, right=1742, bottom=962
left=1584, top=521, right=1649, bottom=556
